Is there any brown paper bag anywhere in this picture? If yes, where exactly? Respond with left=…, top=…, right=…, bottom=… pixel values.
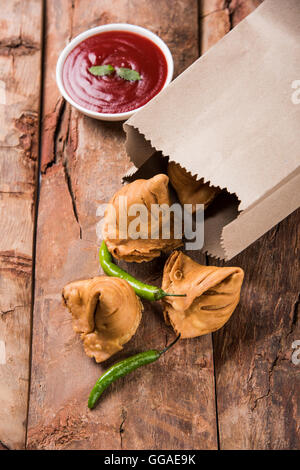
left=124, top=0, right=300, bottom=260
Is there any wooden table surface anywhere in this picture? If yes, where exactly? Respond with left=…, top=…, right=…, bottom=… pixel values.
left=0, top=0, right=299, bottom=450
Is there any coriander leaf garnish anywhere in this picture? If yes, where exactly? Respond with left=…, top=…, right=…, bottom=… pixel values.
left=89, top=65, right=115, bottom=76
left=88, top=64, right=142, bottom=81
left=117, top=67, right=141, bottom=81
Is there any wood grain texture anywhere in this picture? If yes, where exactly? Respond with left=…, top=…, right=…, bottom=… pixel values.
left=27, top=0, right=218, bottom=450
left=201, top=0, right=300, bottom=449
left=0, top=0, right=42, bottom=449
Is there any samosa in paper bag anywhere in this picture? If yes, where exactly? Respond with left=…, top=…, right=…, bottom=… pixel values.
left=168, top=161, right=220, bottom=213
left=103, top=174, right=182, bottom=262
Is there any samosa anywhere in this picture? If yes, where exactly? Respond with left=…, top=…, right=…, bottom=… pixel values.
left=168, top=161, right=220, bottom=213
left=103, top=174, right=182, bottom=262
left=162, top=251, right=244, bottom=338
left=62, top=276, right=142, bottom=362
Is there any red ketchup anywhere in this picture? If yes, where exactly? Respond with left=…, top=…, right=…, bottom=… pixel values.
left=63, top=30, right=168, bottom=114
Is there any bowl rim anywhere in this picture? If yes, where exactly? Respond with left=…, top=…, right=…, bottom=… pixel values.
left=56, top=23, right=174, bottom=121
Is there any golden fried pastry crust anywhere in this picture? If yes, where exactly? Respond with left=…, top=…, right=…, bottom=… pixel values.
left=103, top=174, right=182, bottom=263
left=162, top=251, right=244, bottom=338
left=62, top=276, right=142, bottom=362
left=168, top=161, right=220, bottom=212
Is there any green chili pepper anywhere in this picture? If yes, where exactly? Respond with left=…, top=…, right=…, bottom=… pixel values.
left=99, top=241, right=186, bottom=301
left=88, top=335, right=180, bottom=409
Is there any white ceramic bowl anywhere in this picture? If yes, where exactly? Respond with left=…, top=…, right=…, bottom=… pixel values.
left=56, top=23, right=174, bottom=121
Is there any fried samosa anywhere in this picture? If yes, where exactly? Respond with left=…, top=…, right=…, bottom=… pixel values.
left=103, top=173, right=182, bottom=262
left=62, top=276, right=142, bottom=363
left=168, top=161, right=220, bottom=212
left=161, top=251, right=244, bottom=338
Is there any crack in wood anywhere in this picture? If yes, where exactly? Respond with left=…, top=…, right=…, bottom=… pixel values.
left=199, top=8, right=227, bottom=20
left=25, top=0, right=46, bottom=450
left=224, top=0, right=234, bottom=29
left=250, top=325, right=295, bottom=412
left=42, top=99, right=66, bottom=173
left=119, top=408, right=127, bottom=449
left=42, top=97, right=82, bottom=238
left=1, top=305, right=27, bottom=316
left=291, top=293, right=300, bottom=328
left=0, top=37, right=39, bottom=56
left=198, top=1, right=233, bottom=22
left=250, top=349, right=282, bottom=411
left=287, top=293, right=300, bottom=339
left=63, top=158, right=82, bottom=239
left=70, top=0, right=75, bottom=40
left=268, top=224, right=280, bottom=242
left=0, top=191, right=27, bottom=196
